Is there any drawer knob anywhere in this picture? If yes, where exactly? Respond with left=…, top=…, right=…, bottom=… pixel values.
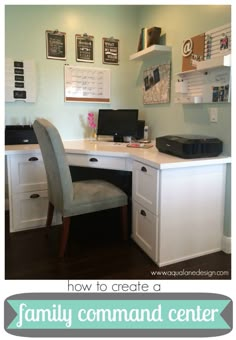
left=28, top=156, right=39, bottom=162
left=89, top=157, right=98, bottom=162
left=30, top=193, right=40, bottom=199
left=140, top=209, right=146, bottom=217
left=141, top=166, right=147, bottom=172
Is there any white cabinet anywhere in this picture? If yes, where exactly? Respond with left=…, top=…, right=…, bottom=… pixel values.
left=132, top=160, right=159, bottom=262
left=158, top=164, right=226, bottom=266
left=132, top=160, right=226, bottom=267
left=7, top=152, right=59, bottom=232
left=5, top=143, right=229, bottom=266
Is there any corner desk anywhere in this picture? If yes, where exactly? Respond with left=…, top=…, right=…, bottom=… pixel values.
left=5, top=140, right=231, bottom=267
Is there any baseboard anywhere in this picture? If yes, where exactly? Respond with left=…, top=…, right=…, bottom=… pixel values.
left=222, top=235, right=231, bottom=254
left=158, top=248, right=221, bottom=267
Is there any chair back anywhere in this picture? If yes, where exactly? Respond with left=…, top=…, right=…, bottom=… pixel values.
left=33, top=119, right=73, bottom=213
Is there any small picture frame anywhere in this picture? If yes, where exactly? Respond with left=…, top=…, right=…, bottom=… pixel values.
left=220, top=33, right=229, bottom=51
left=103, top=37, right=119, bottom=65
left=75, top=34, right=94, bottom=63
left=46, top=30, right=66, bottom=60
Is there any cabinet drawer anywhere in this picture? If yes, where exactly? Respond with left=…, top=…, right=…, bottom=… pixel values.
left=67, top=153, right=127, bottom=171
left=8, top=153, right=47, bottom=193
left=11, top=190, right=60, bottom=232
left=132, top=201, right=158, bottom=263
left=132, top=161, right=159, bottom=214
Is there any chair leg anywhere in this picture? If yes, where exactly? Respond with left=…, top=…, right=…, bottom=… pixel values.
left=59, top=216, right=71, bottom=258
left=120, top=205, right=129, bottom=241
left=46, top=201, right=54, bottom=228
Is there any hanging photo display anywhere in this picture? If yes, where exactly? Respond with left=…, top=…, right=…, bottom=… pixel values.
left=46, top=30, right=66, bottom=60
left=103, top=37, right=119, bottom=65
left=212, top=85, right=229, bottom=103
left=75, top=34, right=94, bottom=63
left=143, top=64, right=171, bottom=104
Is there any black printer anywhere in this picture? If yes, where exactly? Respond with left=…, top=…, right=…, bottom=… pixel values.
left=156, top=135, right=223, bottom=159
left=5, top=125, right=38, bottom=145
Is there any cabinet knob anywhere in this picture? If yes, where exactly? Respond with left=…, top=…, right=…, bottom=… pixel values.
left=28, top=156, right=39, bottom=161
left=141, top=166, right=147, bottom=172
left=89, top=157, right=98, bottom=162
left=30, top=193, right=40, bottom=199
left=140, top=209, right=146, bottom=217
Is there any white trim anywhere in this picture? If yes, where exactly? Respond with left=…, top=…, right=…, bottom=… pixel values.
left=222, top=235, right=231, bottom=254
left=158, top=248, right=222, bottom=267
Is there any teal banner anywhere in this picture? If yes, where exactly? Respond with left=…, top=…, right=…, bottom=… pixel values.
left=4, top=293, right=232, bottom=337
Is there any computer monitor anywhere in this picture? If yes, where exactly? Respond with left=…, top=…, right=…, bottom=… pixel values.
left=97, top=109, right=138, bottom=142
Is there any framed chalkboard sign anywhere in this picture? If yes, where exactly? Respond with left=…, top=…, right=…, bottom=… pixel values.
left=76, top=34, right=94, bottom=63
left=46, top=30, right=66, bottom=60
left=103, top=37, right=119, bottom=65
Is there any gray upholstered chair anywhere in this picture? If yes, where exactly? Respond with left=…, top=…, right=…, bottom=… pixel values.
left=33, top=119, right=128, bottom=257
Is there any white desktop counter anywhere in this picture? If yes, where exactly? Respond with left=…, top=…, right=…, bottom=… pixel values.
left=5, top=140, right=231, bottom=267
left=6, top=139, right=230, bottom=168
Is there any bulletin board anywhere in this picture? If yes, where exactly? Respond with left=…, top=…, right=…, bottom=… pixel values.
left=64, top=65, right=110, bottom=103
left=182, top=33, right=205, bottom=72
left=143, top=64, right=171, bottom=104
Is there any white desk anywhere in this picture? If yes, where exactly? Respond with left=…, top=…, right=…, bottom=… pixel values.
left=5, top=140, right=231, bottom=267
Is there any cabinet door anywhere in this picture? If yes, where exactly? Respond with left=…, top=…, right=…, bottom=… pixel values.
left=132, top=161, right=159, bottom=214
left=132, top=201, right=158, bottom=262
left=11, top=190, right=49, bottom=232
left=11, top=191, right=60, bottom=232
left=8, top=153, right=47, bottom=193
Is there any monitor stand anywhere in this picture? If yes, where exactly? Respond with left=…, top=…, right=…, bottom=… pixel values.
left=113, top=134, right=124, bottom=143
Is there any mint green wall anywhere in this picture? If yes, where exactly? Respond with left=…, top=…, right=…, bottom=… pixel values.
left=5, top=5, right=139, bottom=139
left=135, top=5, right=231, bottom=153
left=5, top=5, right=231, bottom=236
left=135, top=5, right=231, bottom=237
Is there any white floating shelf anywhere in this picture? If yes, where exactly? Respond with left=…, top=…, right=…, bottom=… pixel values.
left=129, top=44, right=172, bottom=61
left=177, top=54, right=231, bottom=77
left=197, top=54, right=231, bottom=70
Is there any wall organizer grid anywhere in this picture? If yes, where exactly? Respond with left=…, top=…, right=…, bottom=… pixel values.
left=5, top=58, right=36, bottom=103
left=175, top=23, right=231, bottom=104
left=64, top=65, right=110, bottom=103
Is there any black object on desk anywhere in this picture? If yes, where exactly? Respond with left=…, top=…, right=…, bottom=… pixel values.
left=5, top=125, right=38, bottom=145
left=135, top=120, right=145, bottom=140
left=156, top=135, right=223, bottom=159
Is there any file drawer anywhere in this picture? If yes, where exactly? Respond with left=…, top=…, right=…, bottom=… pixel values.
left=132, top=160, right=159, bottom=214
left=132, top=201, right=158, bottom=262
left=8, top=153, right=47, bottom=193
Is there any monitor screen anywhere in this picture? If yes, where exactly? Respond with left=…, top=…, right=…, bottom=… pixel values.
left=97, top=109, right=138, bottom=142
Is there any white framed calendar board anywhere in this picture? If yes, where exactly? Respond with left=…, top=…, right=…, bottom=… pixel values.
left=64, top=65, right=110, bottom=103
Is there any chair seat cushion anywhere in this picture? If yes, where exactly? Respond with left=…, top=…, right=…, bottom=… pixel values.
left=63, top=180, right=128, bottom=217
